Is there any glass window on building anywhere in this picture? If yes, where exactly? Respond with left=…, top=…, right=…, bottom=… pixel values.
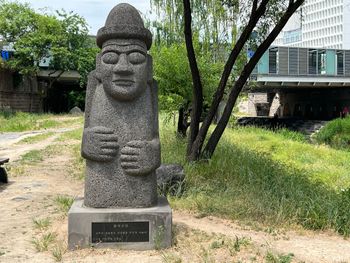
left=269, top=47, right=278, bottom=74
left=336, top=50, right=344, bottom=75
left=308, top=49, right=317, bottom=74
left=318, top=50, right=326, bottom=75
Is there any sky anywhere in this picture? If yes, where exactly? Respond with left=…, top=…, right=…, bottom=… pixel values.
left=17, top=0, right=152, bottom=35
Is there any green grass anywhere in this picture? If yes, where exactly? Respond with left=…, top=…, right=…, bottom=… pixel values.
left=56, top=127, right=83, bottom=142
left=54, top=195, right=74, bottom=214
left=265, top=251, right=294, bottom=263
left=17, top=132, right=54, bottom=144
left=315, top=116, right=350, bottom=151
left=160, top=123, right=350, bottom=236
left=0, top=111, right=83, bottom=132
left=20, top=150, right=43, bottom=163
left=33, top=218, right=51, bottom=231
left=31, top=232, right=56, bottom=252
left=0, top=112, right=57, bottom=132
left=52, top=243, right=66, bottom=262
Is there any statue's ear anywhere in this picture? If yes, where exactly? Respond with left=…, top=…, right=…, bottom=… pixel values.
left=95, top=53, right=102, bottom=81
left=146, top=54, right=153, bottom=84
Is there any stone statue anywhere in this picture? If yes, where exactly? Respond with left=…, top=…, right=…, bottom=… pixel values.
left=81, top=3, right=160, bottom=208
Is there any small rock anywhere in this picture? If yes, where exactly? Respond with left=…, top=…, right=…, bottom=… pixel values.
left=69, top=106, right=83, bottom=115
left=156, top=164, right=185, bottom=196
left=11, top=195, right=31, bottom=201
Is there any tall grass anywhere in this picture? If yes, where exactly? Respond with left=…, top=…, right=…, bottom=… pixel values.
left=0, top=112, right=57, bottom=132
left=161, top=122, right=350, bottom=235
left=0, top=111, right=83, bottom=132
left=315, top=116, right=350, bottom=151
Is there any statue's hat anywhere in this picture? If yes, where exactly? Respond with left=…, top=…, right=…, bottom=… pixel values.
left=96, top=3, right=152, bottom=50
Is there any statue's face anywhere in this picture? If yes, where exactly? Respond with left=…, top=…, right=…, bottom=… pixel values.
left=98, top=40, right=148, bottom=101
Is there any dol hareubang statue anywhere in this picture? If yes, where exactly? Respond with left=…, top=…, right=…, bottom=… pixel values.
left=82, top=3, right=160, bottom=208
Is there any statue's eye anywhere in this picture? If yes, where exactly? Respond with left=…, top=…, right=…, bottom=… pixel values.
left=128, top=52, right=146, bottom=64
left=102, top=52, right=119, bottom=64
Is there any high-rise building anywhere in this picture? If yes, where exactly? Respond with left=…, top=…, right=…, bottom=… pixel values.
left=274, top=0, right=350, bottom=49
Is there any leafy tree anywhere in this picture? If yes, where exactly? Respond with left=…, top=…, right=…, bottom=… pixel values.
left=151, top=0, right=304, bottom=161
left=150, top=0, right=234, bottom=136
left=0, top=1, right=98, bottom=98
left=151, top=42, right=222, bottom=136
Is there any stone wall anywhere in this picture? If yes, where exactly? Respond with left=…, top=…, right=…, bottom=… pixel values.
left=248, top=92, right=275, bottom=116
left=0, top=70, right=43, bottom=112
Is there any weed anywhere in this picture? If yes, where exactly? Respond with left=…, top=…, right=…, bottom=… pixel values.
left=51, top=243, right=66, bottom=262
left=5, top=164, right=26, bottom=177
left=17, top=132, right=54, bottom=144
left=210, top=239, right=224, bottom=249
left=68, top=143, right=85, bottom=180
left=54, top=196, right=74, bottom=214
left=20, top=150, right=43, bottom=163
left=233, top=236, right=251, bottom=252
left=265, top=251, right=294, bottom=263
left=0, top=251, right=4, bottom=256
left=154, top=225, right=165, bottom=250
left=31, top=232, right=56, bottom=252
left=161, top=252, right=182, bottom=263
left=57, top=128, right=83, bottom=142
left=199, top=246, right=215, bottom=263
left=32, top=218, right=51, bottom=231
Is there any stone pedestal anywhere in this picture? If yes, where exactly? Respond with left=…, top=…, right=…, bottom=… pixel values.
left=68, top=197, right=172, bottom=250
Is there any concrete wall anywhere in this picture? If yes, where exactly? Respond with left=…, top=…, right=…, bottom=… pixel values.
left=249, top=88, right=350, bottom=120
left=0, top=70, right=42, bottom=112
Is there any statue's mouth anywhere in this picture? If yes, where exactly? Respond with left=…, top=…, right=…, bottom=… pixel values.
left=112, top=79, right=135, bottom=86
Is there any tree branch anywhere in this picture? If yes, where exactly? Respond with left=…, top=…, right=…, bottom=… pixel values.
left=203, top=0, right=305, bottom=158
left=187, top=0, right=270, bottom=160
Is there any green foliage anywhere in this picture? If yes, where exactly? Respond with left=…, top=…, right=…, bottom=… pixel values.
left=0, top=1, right=98, bottom=86
left=160, top=122, right=350, bottom=235
left=67, top=90, right=86, bottom=110
left=150, top=0, right=238, bottom=49
left=315, top=117, right=350, bottom=151
left=152, top=43, right=223, bottom=113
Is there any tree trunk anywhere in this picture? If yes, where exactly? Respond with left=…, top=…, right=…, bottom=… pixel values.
left=202, top=0, right=304, bottom=159
left=183, top=0, right=204, bottom=160
left=187, top=0, right=270, bottom=160
left=28, top=76, right=33, bottom=113
left=177, top=106, right=189, bottom=137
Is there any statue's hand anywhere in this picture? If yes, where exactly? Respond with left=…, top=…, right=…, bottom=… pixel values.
left=121, top=140, right=160, bottom=176
left=81, top=126, right=119, bottom=162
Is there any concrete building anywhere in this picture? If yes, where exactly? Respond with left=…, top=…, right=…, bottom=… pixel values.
left=274, top=0, right=350, bottom=49
left=248, top=46, right=350, bottom=120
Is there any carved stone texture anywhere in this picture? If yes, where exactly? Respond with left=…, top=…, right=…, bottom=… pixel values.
left=82, top=3, right=160, bottom=208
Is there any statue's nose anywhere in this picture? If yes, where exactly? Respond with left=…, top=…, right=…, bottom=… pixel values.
left=113, top=54, right=132, bottom=74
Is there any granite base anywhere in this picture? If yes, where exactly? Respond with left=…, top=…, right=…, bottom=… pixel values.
left=68, top=197, right=172, bottom=250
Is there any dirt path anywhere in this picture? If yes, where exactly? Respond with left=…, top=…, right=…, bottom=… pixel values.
left=0, top=127, right=77, bottom=161
left=0, top=128, right=350, bottom=262
left=174, top=212, right=350, bottom=263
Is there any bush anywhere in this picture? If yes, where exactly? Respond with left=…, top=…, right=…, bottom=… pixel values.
left=315, top=117, right=350, bottom=150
